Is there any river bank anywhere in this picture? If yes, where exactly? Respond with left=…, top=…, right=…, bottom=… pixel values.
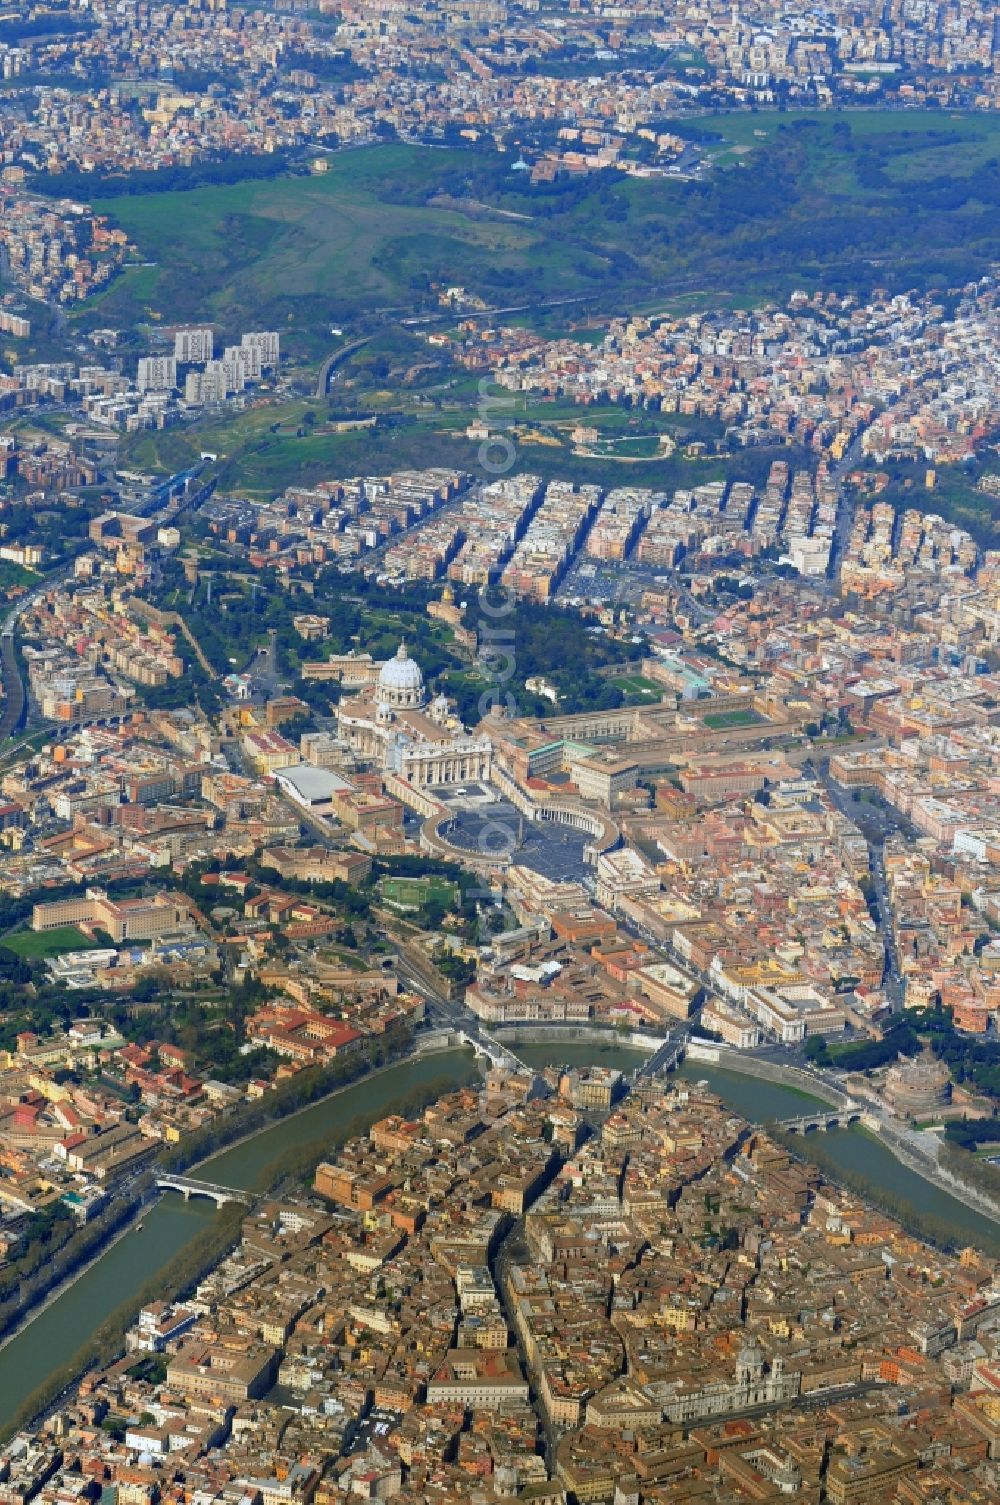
left=1, top=1041, right=481, bottom=1438
left=183, top=1035, right=472, bottom=1188
left=683, top=1047, right=1000, bottom=1232
left=0, top=1189, right=152, bottom=1360
left=5, top=1032, right=1000, bottom=1434
left=513, top=1042, right=1000, bottom=1251
left=874, top=1123, right=1000, bottom=1228
left=683, top=1046, right=846, bottom=1107
left=0, top=1175, right=165, bottom=1360
left=493, top=1024, right=663, bottom=1050
left=0, top=1046, right=481, bottom=1429
left=0, top=1040, right=452, bottom=1381
left=673, top=1060, right=1000, bottom=1256
left=8, top=1205, right=246, bottom=1442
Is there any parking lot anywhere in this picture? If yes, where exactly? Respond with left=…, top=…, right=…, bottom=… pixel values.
left=347, top=1405, right=404, bottom=1453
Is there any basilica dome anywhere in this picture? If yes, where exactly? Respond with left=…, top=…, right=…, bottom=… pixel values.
left=377, top=641, right=426, bottom=710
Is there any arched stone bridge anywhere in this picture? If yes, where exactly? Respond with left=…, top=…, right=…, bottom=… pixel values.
left=777, top=1107, right=865, bottom=1134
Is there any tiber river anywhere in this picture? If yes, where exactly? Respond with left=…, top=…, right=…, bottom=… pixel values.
left=0, top=1042, right=997, bottom=1427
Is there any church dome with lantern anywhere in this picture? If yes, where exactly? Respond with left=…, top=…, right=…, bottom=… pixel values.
left=376, top=641, right=426, bottom=711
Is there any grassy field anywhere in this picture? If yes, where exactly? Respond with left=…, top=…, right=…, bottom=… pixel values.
left=3, top=926, right=97, bottom=958
left=0, top=561, right=40, bottom=593
left=702, top=708, right=761, bottom=729
left=58, top=112, right=1000, bottom=527
left=124, top=407, right=483, bottom=496
left=718, top=103, right=988, bottom=159
left=380, top=876, right=458, bottom=911
left=86, top=147, right=610, bottom=362
left=121, top=392, right=741, bottom=500
left=610, top=673, right=664, bottom=702
left=78, top=112, right=1000, bottom=371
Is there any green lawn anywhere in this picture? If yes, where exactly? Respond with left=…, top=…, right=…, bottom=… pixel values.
left=703, top=106, right=1000, bottom=153
left=121, top=396, right=742, bottom=501
left=321, top=946, right=369, bottom=972
left=380, top=876, right=458, bottom=911
left=611, top=674, right=663, bottom=700
left=86, top=147, right=608, bottom=360
left=3, top=926, right=98, bottom=958
left=44, top=113, right=1000, bottom=536
left=0, top=560, right=40, bottom=592
left=75, top=114, right=1000, bottom=371
left=82, top=260, right=161, bottom=314
left=123, top=397, right=338, bottom=477
left=702, top=708, right=762, bottom=729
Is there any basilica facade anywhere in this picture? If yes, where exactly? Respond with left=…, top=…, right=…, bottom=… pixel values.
left=335, top=641, right=492, bottom=789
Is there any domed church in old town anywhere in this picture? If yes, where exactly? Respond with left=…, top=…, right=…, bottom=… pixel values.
left=335, top=641, right=492, bottom=789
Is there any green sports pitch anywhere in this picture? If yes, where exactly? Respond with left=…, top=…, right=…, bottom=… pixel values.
left=379, top=876, right=459, bottom=911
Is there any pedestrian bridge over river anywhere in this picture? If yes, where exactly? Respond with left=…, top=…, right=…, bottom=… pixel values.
left=461, top=1030, right=527, bottom=1074
left=776, top=1104, right=874, bottom=1134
